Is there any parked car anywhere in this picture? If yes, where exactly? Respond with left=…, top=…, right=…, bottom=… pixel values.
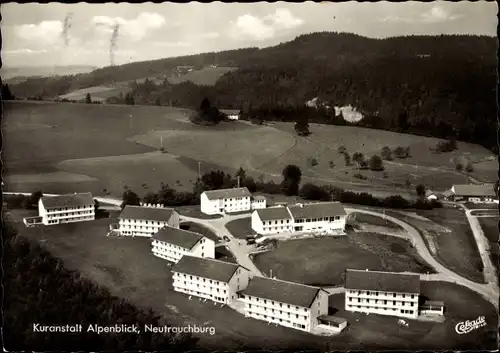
left=246, top=238, right=256, bottom=245
left=222, top=236, right=230, bottom=242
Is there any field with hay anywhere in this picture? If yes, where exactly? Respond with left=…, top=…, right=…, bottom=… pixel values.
left=3, top=101, right=496, bottom=200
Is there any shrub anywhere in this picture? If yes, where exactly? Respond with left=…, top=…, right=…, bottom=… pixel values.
left=353, top=173, right=367, bottom=180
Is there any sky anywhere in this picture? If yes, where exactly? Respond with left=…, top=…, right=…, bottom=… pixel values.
left=1, top=1, right=498, bottom=68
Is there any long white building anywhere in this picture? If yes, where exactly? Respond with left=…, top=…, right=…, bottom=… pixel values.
left=237, top=276, right=330, bottom=333
left=450, top=184, right=497, bottom=203
left=251, top=202, right=347, bottom=235
left=118, top=205, right=180, bottom=237
left=38, top=193, right=95, bottom=225
left=288, top=202, right=347, bottom=233
left=200, top=187, right=252, bottom=215
left=344, top=269, right=420, bottom=319
left=152, top=226, right=215, bottom=263
left=251, top=206, right=294, bottom=234
left=171, top=255, right=251, bottom=304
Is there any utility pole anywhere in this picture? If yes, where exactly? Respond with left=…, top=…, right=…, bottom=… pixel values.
left=160, top=137, right=163, bottom=150
left=237, top=176, right=240, bottom=188
left=198, top=162, right=201, bottom=179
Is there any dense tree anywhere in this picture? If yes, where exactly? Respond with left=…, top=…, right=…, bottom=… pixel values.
left=281, top=164, right=302, bottom=196
left=337, top=145, right=347, bottom=154
left=85, top=93, right=92, bottom=104
left=26, top=190, right=43, bottom=209
left=393, top=146, right=409, bottom=159
left=344, top=153, right=351, bottom=166
left=121, top=189, right=141, bottom=209
left=416, top=184, right=426, bottom=199
left=381, top=146, right=393, bottom=161
left=2, top=84, right=15, bottom=100
left=369, top=155, right=384, bottom=171
left=328, top=161, right=335, bottom=169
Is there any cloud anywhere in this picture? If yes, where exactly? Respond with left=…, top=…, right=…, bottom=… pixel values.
left=91, top=12, right=166, bottom=42
left=200, top=32, right=220, bottom=39
left=14, top=20, right=63, bottom=44
left=229, top=8, right=304, bottom=41
left=4, top=48, right=48, bottom=55
left=378, top=5, right=462, bottom=23
left=153, top=41, right=192, bottom=47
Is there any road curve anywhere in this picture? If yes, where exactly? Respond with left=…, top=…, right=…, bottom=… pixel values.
left=4, top=192, right=497, bottom=308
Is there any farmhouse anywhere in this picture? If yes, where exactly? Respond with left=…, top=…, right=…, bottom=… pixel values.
left=220, top=109, right=241, bottom=120
left=171, top=255, right=251, bottom=304
left=251, top=195, right=267, bottom=210
left=344, top=269, right=420, bottom=319
left=288, top=202, right=346, bottom=234
left=38, top=193, right=95, bottom=225
left=200, top=187, right=252, bottom=215
left=237, top=276, right=330, bottom=333
left=251, top=206, right=294, bottom=235
left=450, top=184, right=497, bottom=203
left=151, top=226, right=215, bottom=263
left=118, top=205, right=180, bottom=237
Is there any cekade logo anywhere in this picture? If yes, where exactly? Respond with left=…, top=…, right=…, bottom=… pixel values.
left=455, top=316, right=487, bottom=334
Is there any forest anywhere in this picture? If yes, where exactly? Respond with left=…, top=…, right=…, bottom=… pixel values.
left=9, top=32, right=498, bottom=152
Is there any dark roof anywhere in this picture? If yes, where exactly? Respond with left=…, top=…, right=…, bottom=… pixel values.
left=119, top=205, right=176, bottom=222
left=442, top=190, right=454, bottom=198
left=203, top=187, right=251, bottom=200
left=220, top=109, right=241, bottom=115
left=421, top=300, right=444, bottom=307
left=252, top=195, right=267, bottom=201
left=318, top=315, right=347, bottom=324
left=255, top=207, right=292, bottom=221
left=288, top=202, right=347, bottom=220
left=41, top=193, right=94, bottom=209
left=452, top=184, right=496, bottom=197
left=345, top=269, right=420, bottom=294
left=153, top=226, right=204, bottom=249
left=171, top=255, right=242, bottom=282
left=238, top=276, right=322, bottom=308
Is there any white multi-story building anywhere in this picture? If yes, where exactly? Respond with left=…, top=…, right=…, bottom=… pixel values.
left=38, top=193, right=95, bottom=225
left=251, top=202, right=347, bottom=235
left=152, top=226, right=215, bottom=263
left=200, top=187, right=252, bottom=215
left=220, top=109, right=241, bottom=120
left=288, top=202, right=346, bottom=233
left=251, top=195, right=267, bottom=210
left=171, top=255, right=251, bottom=304
left=251, top=206, right=294, bottom=234
left=344, top=269, right=420, bottom=319
left=118, top=205, right=180, bottom=237
left=237, top=276, right=330, bottom=333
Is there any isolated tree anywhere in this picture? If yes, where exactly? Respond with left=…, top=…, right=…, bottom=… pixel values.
left=369, top=155, right=384, bottom=171
left=393, top=146, right=406, bottom=158
left=200, top=97, right=211, bottom=113
left=405, top=178, right=412, bottom=189
left=235, top=167, right=247, bottom=184
left=310, top=158, right=319, bottom=167
left=294, top=116, right=310, bottom=136
left=329, top=161, right=335, bottom=169
left=85, top=93, right=92, bottom=104
left=381, top=146, right=393, bottom=161
left=281, top=164, right=302, bottom=196
left=344, top=152, right=351, bottom=166
left=416, top=184, right=426, bottom=199
left=26, top=190, right=43, bottom=209
left=337, top=145, right=347, bottom=154
left=125, top=93, right=135, bottom=105
left=465, top=163, right=474, bottom=173
left=455, top=163, right=464, bottom=171
left=352, top=152, right=364, bottom=166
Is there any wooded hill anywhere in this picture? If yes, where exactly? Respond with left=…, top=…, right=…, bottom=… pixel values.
left=9, top=32, right=498, bottom=152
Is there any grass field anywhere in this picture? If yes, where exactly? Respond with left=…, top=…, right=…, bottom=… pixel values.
left=478, top=217, right=499, bottom=276
left=3, top=101, right=496, bottom=202
left=225, top=217, right=254, bottom=239
left=327, top=281, right=498, bottom=350
left=5, top=208, right=496, bottom=350
left=348, top=212, right=403, bottom=230
left=179, top=221, right=220, bottom=243
left=176, top=205, right=223, bottom=219
left=416, top=207, right=484, bottom=283
left=58, top=83, right=131, bottom=102
left=254, top=233, right=434, bottom=286
left=165, top=67, right=238, bottom=86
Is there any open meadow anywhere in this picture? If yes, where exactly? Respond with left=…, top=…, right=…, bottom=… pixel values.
left=3, top=101, right=496, bottom=201
left=478, top=216, right=500, bottom=276
left=5, top=208, right=496, bottom=351
left=253, top=233, right=434, bottom=286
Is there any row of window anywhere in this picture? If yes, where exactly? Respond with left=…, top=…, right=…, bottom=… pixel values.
left=348, top=297, right=415, bottom=307
left=120, top=219, right=168, bottom=225
left=119, top=230, right=154, bottom=236
left=47, top=210, right=93, bottom=218
left=295, top=216, right=341, bottom=223
left=47, top=216, right=93, bottom=224
left=349, top=290, right=416, bottom=299
left=247, top=304, right=308, bottom=321
left=247, top=312, right=307, bottom=329
left=175, top=281, right=228, bottom=294
left=173, top=273, right=228, bottom=287
left=347, top=304, right=415, bottom=315
left=175, top=287, right=226, bottom=302
left=262, top=226, right=291, bottom=232
left=46, top=205, right=93, bottom=212
left=240, top=295, right=305, bottom=312
left=262, top=219, right=291, bottom=225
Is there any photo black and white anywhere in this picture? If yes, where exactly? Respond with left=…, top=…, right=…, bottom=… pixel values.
left=1, top=1, right=498, bottom=351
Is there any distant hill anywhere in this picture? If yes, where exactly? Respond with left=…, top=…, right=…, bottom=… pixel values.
left=1, top=65, right=98, bottom=83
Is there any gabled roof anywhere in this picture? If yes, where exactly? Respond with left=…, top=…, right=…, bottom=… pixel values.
left=41, top=193, right=94, bottom=209
left=452, top=184, right=496, bottom=197
left=153, top=226, right=204, bottom=250
left=288, top=202, right=347, bottom=220
left=238, top=276, right=324, bottom=308
left=203, top=187, right=251, bottom=200
left=220, top=109, right=241, bottom=115
left=171, top=255, right=243, bottom=283
left=441, top=190, right=454, bottom=198
left=421, top=301, right=444, bottom=308
left=254, top=207, right=292, bottom=221
left=252, top=195, right=267, bottom=201
left=119, top=205, right=176, bottom=222
left=345, top=269, right=420, bottom=294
